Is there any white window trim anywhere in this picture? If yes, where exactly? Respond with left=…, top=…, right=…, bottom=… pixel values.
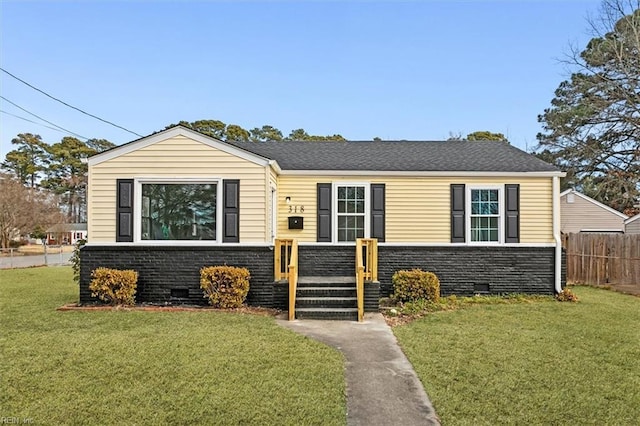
left=134, top=177, right=223, bottom=245
left=332, top=182, right=370, bottom=243
left=466, top=185, right=504, bottom=245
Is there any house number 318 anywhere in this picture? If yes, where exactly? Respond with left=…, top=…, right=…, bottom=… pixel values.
left=289, top=205, right=304, bottom=213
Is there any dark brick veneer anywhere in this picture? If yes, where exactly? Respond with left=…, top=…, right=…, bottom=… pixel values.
left=377, top=246, right=564, bottom=296
left=80, top=245, right=274, bottom=306
left=80, top=244, right=564, bottom=306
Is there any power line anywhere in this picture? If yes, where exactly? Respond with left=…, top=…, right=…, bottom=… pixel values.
left=0, top=95, right=89, bottom=140
left=1, top=67, right=143, bottom=137
left=0, top=109, right=77, bottom=136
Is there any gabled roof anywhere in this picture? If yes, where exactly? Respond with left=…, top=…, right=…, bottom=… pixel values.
left=88, top=127, right=270, bottom=167
left=89, top=126, right=563, bottom=174
left=225, top=139, right=560, bottom=173
left=625, top=213, right=640, bottom=225
left=560, top=189, right=629, bottom=219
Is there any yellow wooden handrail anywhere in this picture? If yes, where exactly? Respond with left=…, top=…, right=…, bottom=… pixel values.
left=355, top=238, right=377, bottom=322
left=274, top=239, right=299, bottom=321
left=288, top=239, right=298, bottom=321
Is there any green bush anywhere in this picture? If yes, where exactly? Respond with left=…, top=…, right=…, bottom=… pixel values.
left=556, top=287, right=579, bottom=302
left=89, top=267, right=138, bottom=306
left=70, top=239, right=87, bottom=284
left=392, top=268, right=440, bottom=303
left=200, top=265, right=250, bottom=308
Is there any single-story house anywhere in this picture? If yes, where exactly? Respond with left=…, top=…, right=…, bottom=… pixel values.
left=560, top=189, right=628, bottom=234
left=47, top=223, right=88, bottom=245
left=625, top=214, right=640, bottom=234
left=80, top=126, right=566, bottom=315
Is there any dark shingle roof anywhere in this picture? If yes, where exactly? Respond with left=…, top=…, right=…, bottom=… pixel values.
left=226, top=140, right=560, bottom=173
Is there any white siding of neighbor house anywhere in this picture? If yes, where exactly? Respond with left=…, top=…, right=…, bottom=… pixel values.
left=88, top=135, right=269, bottom=243
left=560, top=192, right=626, bottom=233
left=276, top=175, right=554, bottom=244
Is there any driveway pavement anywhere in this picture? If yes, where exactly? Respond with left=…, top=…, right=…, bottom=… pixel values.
left=278, top=313, right=440, bottom=426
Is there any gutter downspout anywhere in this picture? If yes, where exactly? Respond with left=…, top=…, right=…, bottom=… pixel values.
left=552, top=176, right=563, bottom=293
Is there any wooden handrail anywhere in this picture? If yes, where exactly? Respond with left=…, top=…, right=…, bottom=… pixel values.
left=355, top=238, right=378, bottom=322
left=274, top=238, right=299, bottom=321
left=288, top=239, right=298, bottom=321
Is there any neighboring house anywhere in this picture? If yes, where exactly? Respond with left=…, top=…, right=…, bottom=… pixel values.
left=560, top=189, right=628, bottom=234
left=625, top=214, right=640, bottom=234
left=80, top=126, right=566, bottom=309
left=47, top=223, right=88, bottom=245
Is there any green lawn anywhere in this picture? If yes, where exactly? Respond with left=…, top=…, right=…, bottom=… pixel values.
left=394, top=286, right=640, bottom=425
left=0, top=267, right=346, bottom=425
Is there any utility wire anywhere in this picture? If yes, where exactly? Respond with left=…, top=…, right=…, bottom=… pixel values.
left=1, top=67, right=143, bottom=137
left=0, top=95, right=89, bottom=140
left=0, top=109, right=77, bottom=136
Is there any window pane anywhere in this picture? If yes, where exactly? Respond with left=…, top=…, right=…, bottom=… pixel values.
left=336, top=185, right=366, bottom=242
left=470, top=213, right=499, bottom=242
left=141, top=183, right=217, bottom=240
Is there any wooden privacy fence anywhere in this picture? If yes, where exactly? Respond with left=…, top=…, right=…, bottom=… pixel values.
left=563, top=233, right=640, bottom=285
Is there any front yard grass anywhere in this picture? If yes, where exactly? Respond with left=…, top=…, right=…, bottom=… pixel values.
left=0, top=267, right=346, bottom=425
left=394, top=286, right=640, bottom=425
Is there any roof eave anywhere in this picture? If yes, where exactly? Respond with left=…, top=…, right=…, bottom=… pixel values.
left=277, top=170, right=565, bottom=177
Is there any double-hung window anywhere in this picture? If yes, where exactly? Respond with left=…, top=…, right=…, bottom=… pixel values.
left=139, top=181, right=219, bottom=241
left=336, top=184, right=367, bottom=242
left=468, top=187, right=502, bottom=243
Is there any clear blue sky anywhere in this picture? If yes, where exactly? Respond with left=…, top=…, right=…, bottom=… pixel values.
left=0, top=0, right=600, bottom=159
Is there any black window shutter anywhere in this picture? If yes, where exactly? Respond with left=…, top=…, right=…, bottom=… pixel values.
left=505, top=184, right=520, bottom=243
left=223, top=180, right=240, bottom=243
left=116, top=179, right=134, bottom=242
left=370, top=184, right=385, bottom=242
left=451, top=184, right=465, bottom=243
left=317, top=183, right=332, bottom=242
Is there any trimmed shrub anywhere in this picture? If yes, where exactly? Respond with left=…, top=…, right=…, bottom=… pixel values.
left=392, top=268, right=440, bottom=303
left=200, top=265, right=250, bottom=308
left=556, top=288, right=579, bottom=302
left=89, top=267, right=138, bottom=306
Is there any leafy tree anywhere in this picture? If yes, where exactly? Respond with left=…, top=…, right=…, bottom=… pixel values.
left=537, top=0, right=640, bottom=212
left=226, top=124, right=251, bottom=141
left=41, top=137, right=96, bottom=222
left=41, top=136, right=114, bottom=222
left=250, top=125, right=284, bottom=142
left=1, top=133, right=49, bottom=188
left=466, top=131, right=508, bottom=142
left=165, top=120, right=346, bottom=142
left=285, top=128, right=346, bottom=141
left=86, top=138, right=116, bottom=153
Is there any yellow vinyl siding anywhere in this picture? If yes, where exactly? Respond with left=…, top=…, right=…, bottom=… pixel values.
left=276, top=175, right=554, bottom=243
left=88, top=135, right=268, bottom=243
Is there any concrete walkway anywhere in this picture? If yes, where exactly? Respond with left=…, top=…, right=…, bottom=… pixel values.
left=277, top=313, right=440, bottom=426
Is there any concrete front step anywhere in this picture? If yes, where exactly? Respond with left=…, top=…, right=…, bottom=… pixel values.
left=295, top=307, right=359, bottom=321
